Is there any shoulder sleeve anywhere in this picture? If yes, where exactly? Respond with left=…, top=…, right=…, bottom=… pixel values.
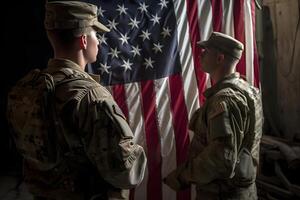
left=178, top=94, right=249, bottom=185
left=101, top=99, right=133, bottom=138
left=208, top=94, right=248, bottom=140
left=78, top=89, right=147, bottom=189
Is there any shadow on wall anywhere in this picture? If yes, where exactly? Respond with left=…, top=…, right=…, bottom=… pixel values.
left=260, top=6, right=281, bottom=138
left=1, top=0, right=52, bottom=173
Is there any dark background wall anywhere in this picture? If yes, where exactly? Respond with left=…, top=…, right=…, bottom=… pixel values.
left=260, top=0, right=300, bottom=141
left=1, top=0, right=52, bottom=173
left=0, top=0, right=115, bottom=175
left=0, top=0, right=96, bottom=174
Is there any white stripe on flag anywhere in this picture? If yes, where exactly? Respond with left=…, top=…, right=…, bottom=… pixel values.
left=197, top=0, right=213, bottom=41
left=197, top=0, right=213, bottom=89
left=222, top=0, right=235, bottom=37
left=154, top=77, right=177, bottom=200
left=173, top=0, right=200, bottom=198
left=124, top=82, right=148, bottom=200
left=173, top=0, right=200, bottom=120
left=125, top=83, right=146, bottom=145
left=244, top=0, right=255, bottom=85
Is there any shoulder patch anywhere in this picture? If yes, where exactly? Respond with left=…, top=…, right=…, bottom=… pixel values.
left=208, top=101, right=227, bottom=120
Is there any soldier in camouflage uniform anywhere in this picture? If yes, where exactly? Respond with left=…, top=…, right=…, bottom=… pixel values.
left=164, top=32, right=263, bottom=200
left=9, top=1, right=147, bottom=200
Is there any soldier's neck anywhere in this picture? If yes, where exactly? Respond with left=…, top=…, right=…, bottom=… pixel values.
left=211, top=66, right=235, bottom=83
left=53, top=50, right=87, bottom=70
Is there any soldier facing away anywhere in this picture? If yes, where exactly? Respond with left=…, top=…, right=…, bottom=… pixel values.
left=164, top=32, right=263, bottom=200
left=7, top=1, right=146, bottom=200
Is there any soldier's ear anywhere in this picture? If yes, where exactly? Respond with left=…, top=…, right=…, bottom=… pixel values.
left=79, top=34, right=88, bottom=50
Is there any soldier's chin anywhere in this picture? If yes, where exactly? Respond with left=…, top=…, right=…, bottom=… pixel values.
left=90, top=58, right=97, bottom=64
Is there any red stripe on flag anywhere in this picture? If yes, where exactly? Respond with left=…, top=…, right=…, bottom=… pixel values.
left=140, top=80, right=162, bottom=200
left=251, top=0, right=260, bottom=87
left=112, top=84, right=134, bottom=199
left=168, top=74, right=191, bottom=200
left=211, top=0, right=223, bottom=32
left=112, top=84, right=129, bottom=118
left=210, top=0, right=223, bottom=86
left=234, top=0, right=246, bottom=77
left=186, top=0, right=207, bottom=105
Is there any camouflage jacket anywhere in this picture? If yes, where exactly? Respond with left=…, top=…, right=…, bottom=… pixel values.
left=24, top=59, right=147, bottom=200
left=164, top=73, right=263, bottom=200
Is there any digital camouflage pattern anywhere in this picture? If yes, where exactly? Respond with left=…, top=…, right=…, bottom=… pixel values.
left=44, top=1, right=109, bottom=32
left=7, top=69, right=63, bottom=170
left=7, top=58, right=147, bottom=200
left=164, top=73, right=263, bottom=200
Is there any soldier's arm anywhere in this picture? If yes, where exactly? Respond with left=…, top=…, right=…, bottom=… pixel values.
left=79, top=92, right=147, bottom=189
left=178, top=96, right=248, bottom=186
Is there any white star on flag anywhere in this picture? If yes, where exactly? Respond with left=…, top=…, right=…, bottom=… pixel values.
left=98, top=62, right=111, bottom=74
left=116, top=4, right=128, bottom=15
left=150, top=14, right=161, bottom=25
left=139, top=30, right=151, bottom=41
left=159, top=0, right=168, bottom=9
left=143, top=57, right=155, bottom=69
left=131, top=45, right=141, bottom=57
left=128, top=17, right=140, bottom=29
left=119, top=33, right=130, bottom=45
left=138, top=2, right=149, bottom=13
left=152, top=42, right=163, bottom=54
left=97, top=6, right=105, bottom=17
left=108, top=47, right=120, bottom=59
left=97, top=34, right=108, bottom=45
left=107, top=19, right=119, bottom=30
left=121, top=59, right=133, bottom=71
left=161, top=27, right=171, bottom=38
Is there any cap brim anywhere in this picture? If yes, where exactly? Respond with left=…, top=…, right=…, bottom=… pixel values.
left=93, top=21, right=110, bottom=33
left=197, top=40, right=209, bottom=48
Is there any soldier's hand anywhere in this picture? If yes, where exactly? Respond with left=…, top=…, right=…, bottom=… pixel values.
left=163, top=166, right=189, bottom=191
left=163, top=171, right=182, bottom=191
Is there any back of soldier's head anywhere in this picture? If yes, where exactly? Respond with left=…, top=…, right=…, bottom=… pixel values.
left=44, top=1, right=109, bottom=46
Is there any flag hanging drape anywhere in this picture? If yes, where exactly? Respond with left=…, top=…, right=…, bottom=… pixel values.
left=88, top=0, right=259, bottom=199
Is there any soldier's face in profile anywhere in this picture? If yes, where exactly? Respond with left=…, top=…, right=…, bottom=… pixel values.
left=200, top=47, right=218, bottom=73
left=85, top=29, right=99, bottom=63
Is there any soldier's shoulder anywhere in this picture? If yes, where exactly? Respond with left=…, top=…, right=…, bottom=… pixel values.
left=214, top=86, right=246, bottom=102
left=207, top=99, right=228, bottom=120
left=208, top=86, right=248, bottom=119
left=87, top=84, right=113, bottom=102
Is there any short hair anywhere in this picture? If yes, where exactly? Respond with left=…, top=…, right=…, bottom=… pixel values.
left=47, top=26, right=94, bottom=47
left=212, top=48, right=239, bottom=68
left=223, top=53, right=239, bottom=65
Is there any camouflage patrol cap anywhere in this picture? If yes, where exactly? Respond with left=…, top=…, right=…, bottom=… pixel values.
left=197, top=32, right=244, bottom=59
left=44, top=1, right=110, bottom=33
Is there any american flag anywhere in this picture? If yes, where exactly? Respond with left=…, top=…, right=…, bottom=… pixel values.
left=88, top=0, right=260, bottom=199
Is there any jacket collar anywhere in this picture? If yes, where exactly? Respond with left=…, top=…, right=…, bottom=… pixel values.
left=204, top=72, right=240, bottom=98
left=46, top=58, right=101, bottom=82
